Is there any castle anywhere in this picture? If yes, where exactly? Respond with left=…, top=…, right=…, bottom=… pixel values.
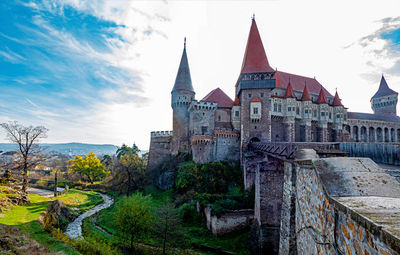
left=148, top=17, right=400, bottom=168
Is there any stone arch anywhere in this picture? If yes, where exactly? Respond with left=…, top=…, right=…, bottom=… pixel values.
left=352, top=126, right=359, bottom=142
left=385, top=127, right=390, bottom=142
left=369, top=127, right=375, bottom=142
left=377, top=127, right=383, bottom=142
left=250, top=137, right=260, bottom=143
left=391, top=128, right=395, bottom=142
left=360, top=126, right=367, bottom=142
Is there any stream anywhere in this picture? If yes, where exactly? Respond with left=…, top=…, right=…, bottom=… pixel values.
left=65, top=193, right=114, bottom=239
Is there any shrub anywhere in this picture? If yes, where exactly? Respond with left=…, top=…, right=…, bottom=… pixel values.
left=178, top=201, right=201, bottom=224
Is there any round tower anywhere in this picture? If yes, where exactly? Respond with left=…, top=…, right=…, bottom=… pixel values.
left=171, top=38, right=195, bottom=154
left=371, top=75, right=398, bottom=116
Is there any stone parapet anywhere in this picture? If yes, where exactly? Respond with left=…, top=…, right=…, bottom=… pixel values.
left=214, top=128, right=240, bottom=139
left=151, top=130, right=173, bottom=137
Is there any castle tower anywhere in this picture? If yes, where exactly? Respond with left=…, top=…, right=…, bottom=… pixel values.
left=236, top=16, right=275, bottom=153
left=371, top=75, right=398, bottom=116
left=171, top=38, right=195, bottom=154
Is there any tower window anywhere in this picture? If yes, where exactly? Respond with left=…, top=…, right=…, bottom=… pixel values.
left=248, top=93, right=252, bottom=98
left=235, top=111, right=239, bottom=117
left=253, top=108, right=259, bottom=114
left=201, top=126, right=207, bottom=135
left=274, top=103, right=277, bottom=112
left=278, top=104, right=282, bottom=112
left=218, top=116, right=221, bottom=121
left=296, top=107, right=300, bottom=115
left=261, top=93, right=264, bottom=98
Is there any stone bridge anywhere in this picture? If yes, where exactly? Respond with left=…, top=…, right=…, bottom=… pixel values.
left=244, top=142, right=400, bottom=255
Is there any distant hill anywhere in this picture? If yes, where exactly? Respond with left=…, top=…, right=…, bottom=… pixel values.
left=0, top=143, right=119, bottom=156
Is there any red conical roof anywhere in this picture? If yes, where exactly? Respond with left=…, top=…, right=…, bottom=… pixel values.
left=301, top=84, right=311, bottom=101
left=316, top=89, right=328, bottom=104
left=284, top=82, right=296, bottom=98
left=233, top=96, right=240, bottom=106
left=240, top=18, right=274, bottom=74
left=332, top=91, right=343, bottom=106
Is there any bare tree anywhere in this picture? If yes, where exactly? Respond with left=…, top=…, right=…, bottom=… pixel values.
left=0, top=121, right=48, bottom=201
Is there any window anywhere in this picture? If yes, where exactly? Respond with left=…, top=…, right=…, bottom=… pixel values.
left=278, top=104, right=282, bottom=112
left=321, top=112, right=325, bottom=116
left=201, top=126, right=207, bottom=135
left=235, top=111, right=239, bottom=117
left=218, top=116, right=221, bottom=121
left=329, top=112, right=332, bottom=119
left=305, top=109, right=308, bottom=114
left=248, top=93, right=252, bottom=98
left=313, top=110, right=317, bottom=117
left=296, top=107, right=300, bottom=115
left=288, top=107, right=291, bottom=112
left=274, top=103, right=277, bottom=112
left=253, top=108, right=259, bottom=114
left=261, top=93, right=264, bottom=98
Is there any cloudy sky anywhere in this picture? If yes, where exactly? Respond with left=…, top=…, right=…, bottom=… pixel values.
left=0, top=0, right=399, bottom=150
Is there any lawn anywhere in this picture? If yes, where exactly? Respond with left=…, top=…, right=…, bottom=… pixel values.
left=0, top=186, right=103, bottom=255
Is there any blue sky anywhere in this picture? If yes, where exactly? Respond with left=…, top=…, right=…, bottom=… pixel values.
left=0, top=1, right=399, bottom=149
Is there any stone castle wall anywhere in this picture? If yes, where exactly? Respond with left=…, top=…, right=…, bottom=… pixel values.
left=147, top=131, right=172, bottom=170
left=293, top=156, right=400, bottom=255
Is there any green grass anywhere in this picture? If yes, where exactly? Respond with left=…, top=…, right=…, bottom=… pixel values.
left=0, top=186, right=104, bottom=255
left=93, top=186, right=251, bottom=254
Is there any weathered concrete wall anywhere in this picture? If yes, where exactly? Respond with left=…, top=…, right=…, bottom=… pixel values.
left=340, top=142, right=400, bottom=165
left=204, top=207, right=254, bottom=236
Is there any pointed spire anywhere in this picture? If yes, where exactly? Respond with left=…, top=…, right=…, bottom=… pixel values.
left=301, top=84, right=311, bottom=101
left=284, top=82, right=296, bottom=98
left=240, top=18, right=274, bottom=74
left=372, top=75, right=398, bottom=99
left=316, top=88, right=328, bottom=104
left=233, top=96, right=240, bottom=106
left=332, top=91, right=343, bottom=106
left=172, top=38, right=194, bottom=92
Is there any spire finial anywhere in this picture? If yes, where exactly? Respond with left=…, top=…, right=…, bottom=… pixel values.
left=252, top=13, right=255, bottom=21
left=184, top=37, right=186, bottom=48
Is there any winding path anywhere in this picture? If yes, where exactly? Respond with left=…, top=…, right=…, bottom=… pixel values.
left=65, top=193, right=114, bottom=239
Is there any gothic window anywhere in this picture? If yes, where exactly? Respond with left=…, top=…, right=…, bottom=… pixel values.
left=218, top=116, right=221, bottom=121
left=329, top=112, right=332, bottom=119
left=253, top=108, right=259, bottom=114
left=274, top=103, right=277, bottom=112
left=235, top=111, right=239, bottom=117
left=248, top=93, right=252, bottom=98
left=296, top=107, right=300, bottom=115
left=313, top=110, right=317, bottom=117
left=201, top=126, right=207, bottom=135
left=278, top=104, right=282, bottom=112
left=288, top=107, right=291, bottom=112
left=261, top=93, right=264, bottom=98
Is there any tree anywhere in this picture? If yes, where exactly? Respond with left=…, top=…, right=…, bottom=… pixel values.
left=155, top=201, right=184, bottom=254
left=114, top=193, right=153, bottom=251
left=108, top=145, right=145, bottom=196
left=116, top=143, right=139, bottom=159
left=68, top=152, right=109, bottom=184
left=0, top=121, right=48, bottom=200
left=100, top=154, right=113, bottom=171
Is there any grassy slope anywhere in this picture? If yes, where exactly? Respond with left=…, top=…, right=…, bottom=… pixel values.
left=0, top=187, right=103, bottom=255
left=93, top=186, right=250, bottom=255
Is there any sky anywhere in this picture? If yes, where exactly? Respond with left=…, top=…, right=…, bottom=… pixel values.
left=0, top=0, right=400, bottom=150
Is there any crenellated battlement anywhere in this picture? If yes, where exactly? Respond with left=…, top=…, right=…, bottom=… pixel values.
left=191, top=134, right=216, bottom=145
left=214, top=128, right=240, bottom=139
left=189, top=100, right=217, bottom=111
left=151, top=130, right=173, bottom=137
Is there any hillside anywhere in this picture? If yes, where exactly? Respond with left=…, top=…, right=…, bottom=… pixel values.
left=0, top=143, right=119, bottom=156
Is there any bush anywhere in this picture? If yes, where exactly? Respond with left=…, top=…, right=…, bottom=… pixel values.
left=178, top=201, right=201, bottom=224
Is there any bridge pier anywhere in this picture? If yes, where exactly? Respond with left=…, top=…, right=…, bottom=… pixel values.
left=253, top=157, right=284, bottom=254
